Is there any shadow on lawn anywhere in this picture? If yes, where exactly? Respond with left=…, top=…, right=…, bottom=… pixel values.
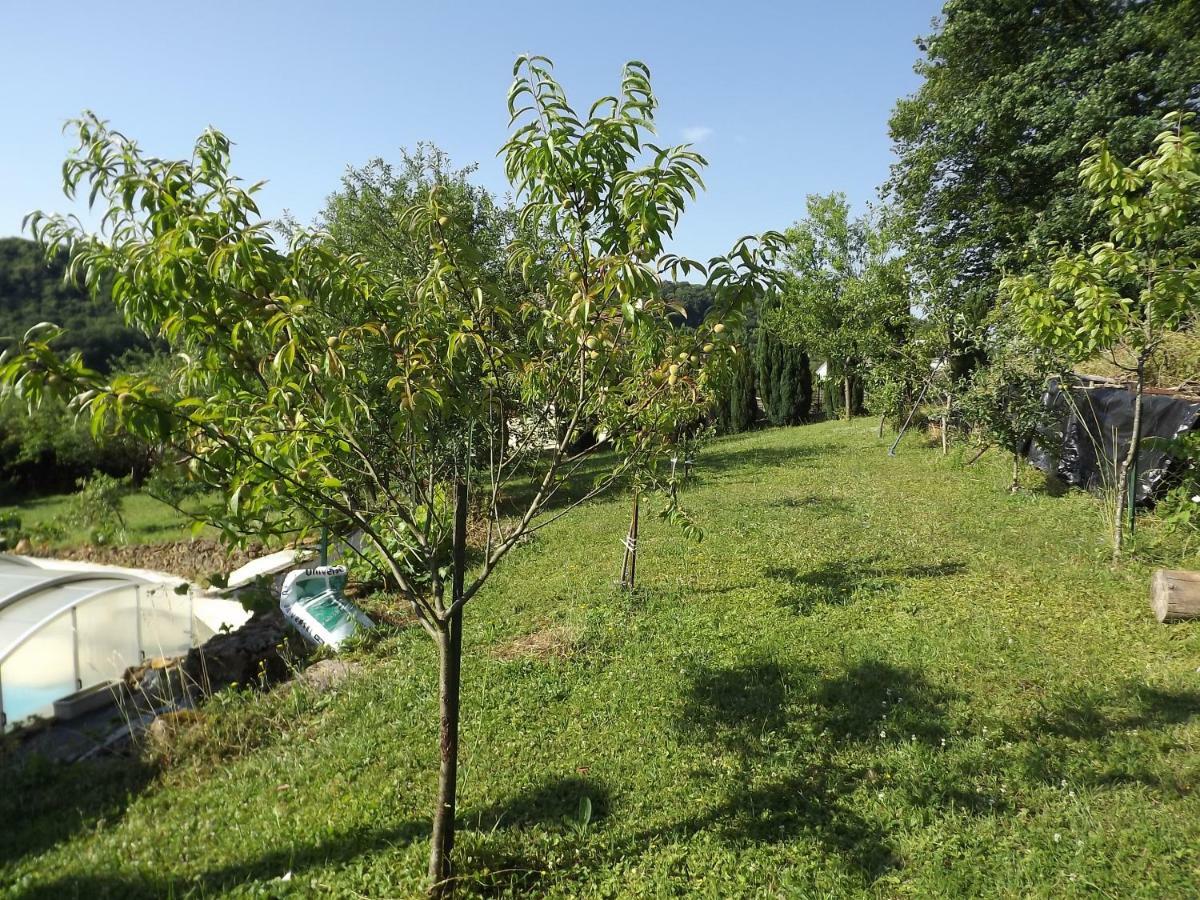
left=1019, top=682, right=1200, bottom=793
left=1032, top=683, right=1200, bottom=739
left=493, top=447, right=629, bottom=522
left=129, top=519, right=190, bottom=538
left=13, top=775, right=609, bottom=899
left=765, top=556, right=966, bottom=614
left=666, top=658, right=958, bottom=883
left=13, top=818, right=431, bottom=900
left=0, top=753, right=159, bottom=868
left=15, top=675, right=1200, bottom=897
left=695, top=441, right=839, bottom=479
left=770, top=494, right=854, bottom=516
left=465, top=672, right=1200, bottom=893
left=467, top=774, right=611, bottom=832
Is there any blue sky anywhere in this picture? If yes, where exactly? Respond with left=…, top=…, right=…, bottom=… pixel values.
left=0, top=0, right=941, bottom=264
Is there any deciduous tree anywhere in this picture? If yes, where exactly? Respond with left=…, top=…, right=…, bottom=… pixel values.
left=777, top=194, right=909, bottom=420
left=2, top=57, right=781, bottom=893
left=1006, top=112, right=1200, bottom=557
left=888, top=0, right=1200, bottom=371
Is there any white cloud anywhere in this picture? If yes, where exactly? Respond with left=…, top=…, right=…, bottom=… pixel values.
left=682, top=126, right=714, bottom=143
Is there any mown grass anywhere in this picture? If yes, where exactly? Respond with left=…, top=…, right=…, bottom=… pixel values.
left=4, top=419, right=1200, bottom=898
left=1, top=490, right=199, bottom=549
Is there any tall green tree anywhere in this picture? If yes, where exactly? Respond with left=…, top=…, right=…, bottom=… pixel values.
left=312, top=146, right=544, bottom=455
left=1006, top=112, right=1200, bottom=558
left=661, top=280, right=715, bottom=327
left=3, top=58, right=781, bottom=894
left=314, top=144, right=513, bottom=288
left=778, top=194, right=910, bottom=420
left=0, top=392, right=152, bottom=499
left=889, top=0, right=1200, bottom=364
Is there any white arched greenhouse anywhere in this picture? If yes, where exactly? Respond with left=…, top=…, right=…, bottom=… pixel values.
left=0, top=556, right=210, bottom=731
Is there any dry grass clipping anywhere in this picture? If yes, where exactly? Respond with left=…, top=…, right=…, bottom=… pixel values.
left=491, top=623, right=580, bottom=661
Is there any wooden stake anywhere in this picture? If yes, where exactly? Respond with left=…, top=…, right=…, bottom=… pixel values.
left=620, top=492, right=640, bottom=590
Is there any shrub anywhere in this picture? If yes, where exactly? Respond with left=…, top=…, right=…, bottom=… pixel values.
left=69, top=471, right=129, bottom=545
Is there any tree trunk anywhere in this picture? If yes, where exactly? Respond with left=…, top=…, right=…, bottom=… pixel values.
left=843, top=375, right=852, bottom=421
left=620, top=492, right=640, bottom=590
left=941, top=392, right=951, bottom=456
left=629, top=494, right=639, bottom=587
left=878, top=413, right=885, bottom=439
left=1112, top=359, right=1146, bottom=561
left=965, top=444, right=990, bottom=466
left=428, top=480, right=469, bottom=896
left=1010, top=451, right=1020, bottom=493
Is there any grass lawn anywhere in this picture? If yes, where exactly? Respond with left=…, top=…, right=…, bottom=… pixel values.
left=1, top=490, right=199, bottom=549
left=4, top=419, right=1200, bottom=898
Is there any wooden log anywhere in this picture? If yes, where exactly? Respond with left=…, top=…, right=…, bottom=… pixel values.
left=1150, top=569, right=1200, bottom=623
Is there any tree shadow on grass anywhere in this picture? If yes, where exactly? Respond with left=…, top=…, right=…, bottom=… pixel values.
left=1019, top=682, right=1200, bottom=794
left=129, top=519, right=190, bottom=538
left=694, top=441, right=839, bottom=480
left=467, top=673, right=1200, bottom=892
left=764, top=556, right=965, bottom=614
left=491, top=446, right=631, bottom=527
left=12, top=818, right=431, bottom=899
left=11, top=774, right=611, bottom=899
left=466, top=774, right=611, bottom=832
left=456, top=775, right=611, bottom=896
left=1031, top=471, right=1071, bottom=497
left=1031, top=683, right=1200, bottom=739
left=664, top=658, right=960, bottom=884
left=770, top=494, right=854, bottom=516
left=679, top=658, right=954, bottom=760
left=0, top=753, right=159, bottom=867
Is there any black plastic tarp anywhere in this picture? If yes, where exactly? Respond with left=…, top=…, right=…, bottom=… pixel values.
left=1028, top=378, right=1200, bottom=504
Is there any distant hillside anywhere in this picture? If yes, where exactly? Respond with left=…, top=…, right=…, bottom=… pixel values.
left=0, top=236, right=149, bottom=371
left=0, top=257, right=716, bottom=368
left=661, top=280, right=714, bottom=328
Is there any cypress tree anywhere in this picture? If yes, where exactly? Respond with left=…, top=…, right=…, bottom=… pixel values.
left=714, top=342, right=758, bottom=434
left=755, top=325, right=811, bottom=426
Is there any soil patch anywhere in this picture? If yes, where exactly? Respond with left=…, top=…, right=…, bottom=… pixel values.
left=30, top=539, right=265, bottom=582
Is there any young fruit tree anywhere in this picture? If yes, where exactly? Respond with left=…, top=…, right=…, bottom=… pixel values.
left=862, top=339, right=924, bottom=440
left=1005, top=112, right=1200, bottom=558
left=0, top=58, right=781, bottom=894
left=958, top=312, right=1063, bottom=492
